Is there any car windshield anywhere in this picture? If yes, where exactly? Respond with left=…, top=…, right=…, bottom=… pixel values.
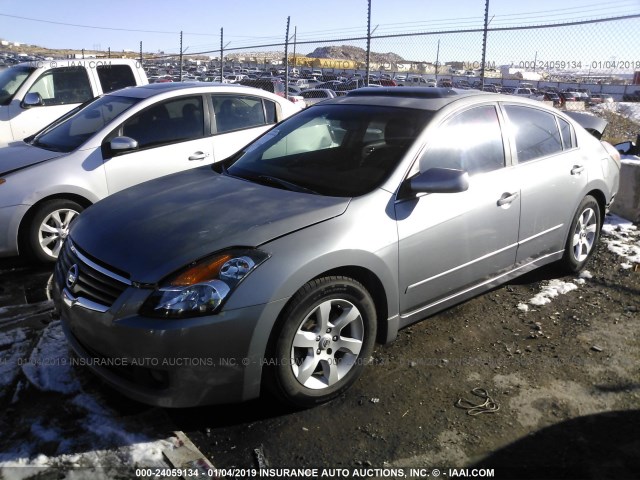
left=0, top=65, right=35, bottom=105
left=30, top=94, right=140, bottom=153
left=227, top=104, right=432, bottom=197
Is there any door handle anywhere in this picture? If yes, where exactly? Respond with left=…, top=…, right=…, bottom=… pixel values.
left=188, top=151, right=209, bottom=161
left=571, top=165, right=584, bottom=175
left=497, top=191, right=519, bottom=206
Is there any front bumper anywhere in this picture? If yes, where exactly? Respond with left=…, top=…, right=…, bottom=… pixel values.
left=53, top=275, right=288, bottom=408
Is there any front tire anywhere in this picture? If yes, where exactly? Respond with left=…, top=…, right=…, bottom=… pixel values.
left=26, top=199, right=84, bottom=263
left=560, top=195, right=601, bottom=273
left=268, top=276, right=377, bottom=408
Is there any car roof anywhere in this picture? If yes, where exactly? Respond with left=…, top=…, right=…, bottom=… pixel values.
left=104, top=82, right=271, bottom=99
left=324, top=87, right=493, bottom=111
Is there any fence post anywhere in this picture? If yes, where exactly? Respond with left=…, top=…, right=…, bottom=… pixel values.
left=365, top=0, right=371, bottom=86
left=285, top=16, right=290, bottom=99
left=480, top=0, right=490, bottom=88
left=179, top=31, right=183, bottom=82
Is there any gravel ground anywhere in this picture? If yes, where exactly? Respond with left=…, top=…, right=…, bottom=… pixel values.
left=0, top=217, right=638, bottom=480
left=170, top=217, right=639, bottom=480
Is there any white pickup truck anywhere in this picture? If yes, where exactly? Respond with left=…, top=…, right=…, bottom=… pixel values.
left=0, top=59, right=147, bottom=146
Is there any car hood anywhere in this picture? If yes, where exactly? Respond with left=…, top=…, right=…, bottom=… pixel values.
left=0, top=142, right=65, bottom=175
left=69, top=167, right=350, bottom=283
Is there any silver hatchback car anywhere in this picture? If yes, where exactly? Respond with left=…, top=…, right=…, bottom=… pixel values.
left=0, top=83, right=300, bottom=262
left=53, top=88, right=620, bottom=408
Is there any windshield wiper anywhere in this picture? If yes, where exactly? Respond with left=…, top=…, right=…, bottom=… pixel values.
left=257, top=175, right=318, bottom=195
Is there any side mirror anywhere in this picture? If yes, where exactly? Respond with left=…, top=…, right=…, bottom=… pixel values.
left=110, top=136, right=139, bottom=152
left=408, top=167, right=469, bottom=194
left=22, top=92, right=43, bottom=108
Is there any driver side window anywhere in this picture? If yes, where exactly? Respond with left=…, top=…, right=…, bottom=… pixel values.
left=28, top=67, right=92, bottom=106
left=418, top=105, right=505, bottom=176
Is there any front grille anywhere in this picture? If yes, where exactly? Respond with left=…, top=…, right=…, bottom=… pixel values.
left=56, top=240, right=130, bottom=308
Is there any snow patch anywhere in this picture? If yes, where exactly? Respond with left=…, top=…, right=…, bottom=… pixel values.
left=0, top=328, right=30, bottom=391
left=529, top=280, right=579, bottom=306
left=601, top=214, right=640, bottom=267
left=592, top=102, right=640, bottom=124
left=21, top=321, right=81, bottom=394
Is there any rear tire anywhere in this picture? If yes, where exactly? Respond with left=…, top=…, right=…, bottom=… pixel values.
left=267, top=276, right=377, bottom=408
left=560, top=195, right=601, bottom=273
left=26, top=199, right=83, bottom=263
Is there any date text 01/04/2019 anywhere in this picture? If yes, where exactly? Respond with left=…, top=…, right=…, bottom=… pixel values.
left=518, top=60, right=640, bottom=69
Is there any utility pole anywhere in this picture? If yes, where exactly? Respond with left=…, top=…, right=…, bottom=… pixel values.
left=108, top=47, right=111, bottom=59
left=139, top=41, right=143, bottom=67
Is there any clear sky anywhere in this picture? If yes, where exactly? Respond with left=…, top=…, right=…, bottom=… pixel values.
left=1, top=0, right=639, bottom=69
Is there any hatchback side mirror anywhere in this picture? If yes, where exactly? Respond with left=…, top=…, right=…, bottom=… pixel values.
left=110, top=136, right=139, bottom=152
left=22, top=92, right=44, bottom=108
left=103, top=136, right=139, bottom=159
left=408, top=167, right=469, bottom=194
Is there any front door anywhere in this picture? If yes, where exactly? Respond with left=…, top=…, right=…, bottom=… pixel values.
left=396, top=104, right=520, bottom=323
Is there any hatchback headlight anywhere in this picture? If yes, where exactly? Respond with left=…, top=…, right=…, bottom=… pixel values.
left=140, top=249, right=269, bottom=318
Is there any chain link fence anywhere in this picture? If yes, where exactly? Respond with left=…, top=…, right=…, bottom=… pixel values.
left=142, top=13, right=640, bottom=99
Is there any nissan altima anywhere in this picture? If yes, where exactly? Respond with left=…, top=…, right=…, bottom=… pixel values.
left=52, top=87, right=620, bottom=408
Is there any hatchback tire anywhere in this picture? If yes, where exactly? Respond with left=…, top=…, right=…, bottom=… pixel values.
left=560, top=195, right=601, bottom=273
left=26, top=199, right=83, bottom=263
left=268, top=276, right=377, bottom=408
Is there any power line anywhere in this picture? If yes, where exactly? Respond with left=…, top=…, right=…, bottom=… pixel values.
left=0, top=13, right=178, bottom=34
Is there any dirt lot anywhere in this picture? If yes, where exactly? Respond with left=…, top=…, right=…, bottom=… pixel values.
left=0, top=214, right=638, bottom=480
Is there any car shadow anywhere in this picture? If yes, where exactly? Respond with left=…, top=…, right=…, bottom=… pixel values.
left=471, top=409, right=640, bottom=479
left=164, top=394, right=295, bottom=431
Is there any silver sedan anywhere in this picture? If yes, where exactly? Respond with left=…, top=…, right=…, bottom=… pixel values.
left=53, top=87, right=620, bottom=408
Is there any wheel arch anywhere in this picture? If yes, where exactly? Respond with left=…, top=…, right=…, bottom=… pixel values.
left=585, top=188, right=607, bottom=226
left=17, top=193, right=93, bottom=255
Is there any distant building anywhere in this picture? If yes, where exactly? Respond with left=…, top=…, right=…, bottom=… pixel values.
left=500, top=66, right=543, bottom=81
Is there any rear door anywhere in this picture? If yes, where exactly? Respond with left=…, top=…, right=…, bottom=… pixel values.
left=209, top=94, right=279, bottom=161
left=501, top=104, right=587, bottom=264
left=396, top=104, right=520, bottom=322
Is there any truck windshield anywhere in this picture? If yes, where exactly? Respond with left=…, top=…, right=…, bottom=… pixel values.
left=31, top=94, right=140, bottom=153
left=0, top=66, right=36, bottom=105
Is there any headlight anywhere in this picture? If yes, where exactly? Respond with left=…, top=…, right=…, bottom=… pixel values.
left=140, top=249, right=269, bottom=318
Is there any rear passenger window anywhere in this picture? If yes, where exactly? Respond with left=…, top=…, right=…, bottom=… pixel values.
left=504, top=105, right=562, bottom=162
left=212, top=95, right=276, bottom=133
left=97, top=65, right=136, bottom=93
left=558, top=118, right=574, bottom=149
